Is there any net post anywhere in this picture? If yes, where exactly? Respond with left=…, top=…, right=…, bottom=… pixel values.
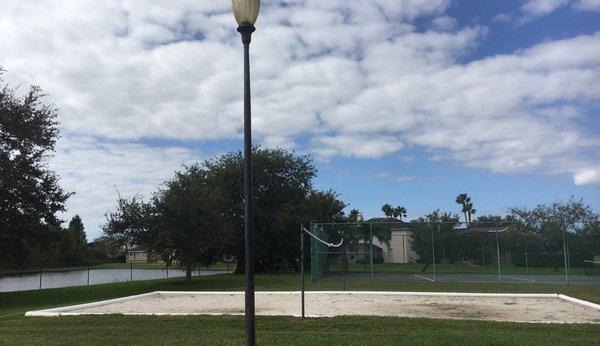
left=87, top=262, right=90, bottom=286
left=300, top=223, right=305, bottom=318
left=369, top=223, right=374, bottom=285
left=342, top=236, right=346, bottom=291
left=495, top=223, right=501, bottom=284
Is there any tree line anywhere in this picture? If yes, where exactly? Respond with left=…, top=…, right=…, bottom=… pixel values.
left=103, top=148, right=346, bottom=282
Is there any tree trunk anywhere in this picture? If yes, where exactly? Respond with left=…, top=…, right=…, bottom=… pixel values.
left=235, top=259, right=244, bottom=274
left=422, top=261, right=431, bottom=272
left=186, top=265, right=193, bottom=283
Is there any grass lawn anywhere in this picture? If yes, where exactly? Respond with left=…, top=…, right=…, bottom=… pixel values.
left=1, top=273, right=600, bottom=345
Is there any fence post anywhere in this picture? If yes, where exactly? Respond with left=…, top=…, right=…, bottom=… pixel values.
left=342, top=240, right=346, bottom=291
left=496, top=225, right=501, bottom=284
left=562, top=222, right=569, bottom=285
left=39, top=263, right=43, bottom=290
left=166, top=263, right=169, bottom=278
left=130, top=261, right=133, bottom=281
left=481, top=233, right=486, bottom=275
left=369, top=223, right=375, bottom=284
left=525, top=243, right=529, bottom=275
left=442, top=236, right=446, bottom=270
left=87, top=263, right=90, bottom=286
left=300, top=223, right=305, bottom=318
left=430, top=223, right=436, bottom=282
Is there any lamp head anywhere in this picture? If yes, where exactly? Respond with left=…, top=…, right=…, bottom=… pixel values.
left=232, top=0, right=260, bottom=26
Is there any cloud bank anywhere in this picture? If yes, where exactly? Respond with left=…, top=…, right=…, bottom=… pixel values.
left=1, top=0, right=598, bottom=236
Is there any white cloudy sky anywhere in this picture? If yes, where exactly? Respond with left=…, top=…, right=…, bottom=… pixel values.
left=1, top=0, right=599, bottom=239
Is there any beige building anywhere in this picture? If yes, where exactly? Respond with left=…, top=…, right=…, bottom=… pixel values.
left=372, top=228, right=419, bottom=263
left=126, top=249, right=149, bottom=263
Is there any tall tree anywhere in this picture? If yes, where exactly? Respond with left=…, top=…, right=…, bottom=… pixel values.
left=205, top=148, right=321, bottom=273
left=510, top=198, right=599, bottom=270
left=348, top=209, right=361, bottom=223
left=104, top=195, right=153, bottom=259
left=105, top=147, right=346, bottom=277
left=410, top=210, right=460, bottom=271
left=381, top=204, right=394, bottom=217
left=455, top=193, right=476, bottom=223
left=88, top=235, right=125, bottom=262
left=393, top=206, right=407, bottom=221
left=0, top=72, right=72, bottom=263
left=155, top=165, right=224, bottom=282
left=64, top=215, right=88, bottom=262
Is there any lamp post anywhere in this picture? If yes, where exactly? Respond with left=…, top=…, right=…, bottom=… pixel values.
left=231, top=1, right=260, bottom=345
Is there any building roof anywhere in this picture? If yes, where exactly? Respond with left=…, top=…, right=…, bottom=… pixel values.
left=129, top=247, right=148, bottom=252
left=366, top=217, right=403, bottom=223
left=455, top=226, right=511, bottom=234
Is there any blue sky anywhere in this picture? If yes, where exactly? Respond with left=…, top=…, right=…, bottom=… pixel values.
left=1, top=0, right=599, bottom=239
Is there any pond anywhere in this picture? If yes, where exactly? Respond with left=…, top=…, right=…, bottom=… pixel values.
left=0, top=268, right=230, bottom=292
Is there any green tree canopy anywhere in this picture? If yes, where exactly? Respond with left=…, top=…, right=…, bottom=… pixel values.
left=63, top=215, right=88, bottom=262
left=104, top=147, right=347, bottom=277
left=510, top=198, right=600, bottom=268
left=0, top=72, right=72, bottom=263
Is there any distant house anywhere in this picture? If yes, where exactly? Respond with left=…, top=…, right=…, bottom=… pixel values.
left=344, top=217, right=417, bottom=264
left=368, top=217, right=419, bottom=264
left=360, top=220, right=511, bottom=265
left=126, top=247, right=148, bottom=263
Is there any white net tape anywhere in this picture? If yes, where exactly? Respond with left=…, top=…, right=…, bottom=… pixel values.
left=302, top=226, right=343, bottom=248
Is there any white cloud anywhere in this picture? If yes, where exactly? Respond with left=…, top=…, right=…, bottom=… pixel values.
left=1, top=0, right=599, bottom=236
left=312, top=135, right=404, bottom=160
left=573, top=0, right=600, bottom=12
left=50, top=135, right=203, bottom=238
left=574, top=169, right=600, bottom=185
left=515, top=0, right=600, bottom=22
left=521, top=0, right=569, bottom=16
left=432, top=16, right=457, bottom=31
left=376, top=171, right=416, bottom=182
left=493, top=13, right=513, bottom=23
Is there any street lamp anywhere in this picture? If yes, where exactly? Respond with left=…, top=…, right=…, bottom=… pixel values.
left=232, top=1, right=260, bottom=345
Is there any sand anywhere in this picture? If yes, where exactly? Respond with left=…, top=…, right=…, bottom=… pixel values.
left=26, top=291, right=600, bottom=323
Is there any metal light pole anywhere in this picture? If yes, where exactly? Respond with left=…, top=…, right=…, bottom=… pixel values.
left=231, top=1, right=260, bottom=345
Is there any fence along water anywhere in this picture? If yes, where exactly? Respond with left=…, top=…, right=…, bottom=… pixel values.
left=306, top=221, right=600, bottom=286
left=0, top=261, right=232, bottom=292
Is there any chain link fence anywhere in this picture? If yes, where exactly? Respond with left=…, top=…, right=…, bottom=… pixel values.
left=303, top=221, right=600, bottom=287
left=0, top=261, right=234, bottom=292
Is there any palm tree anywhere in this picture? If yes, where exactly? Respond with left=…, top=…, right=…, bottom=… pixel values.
left=348, top=209, right=361, bottom=223
left=456, top=193, right=476, bottom=224
left=393, top=206, right=407, bottom=221
left=465, top=202, right=476, bottom=222
left=381, top=204, right=394, bottom=217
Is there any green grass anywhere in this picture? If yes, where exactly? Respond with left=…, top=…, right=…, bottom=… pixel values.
left=1, top=273, right=600, bottom=345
